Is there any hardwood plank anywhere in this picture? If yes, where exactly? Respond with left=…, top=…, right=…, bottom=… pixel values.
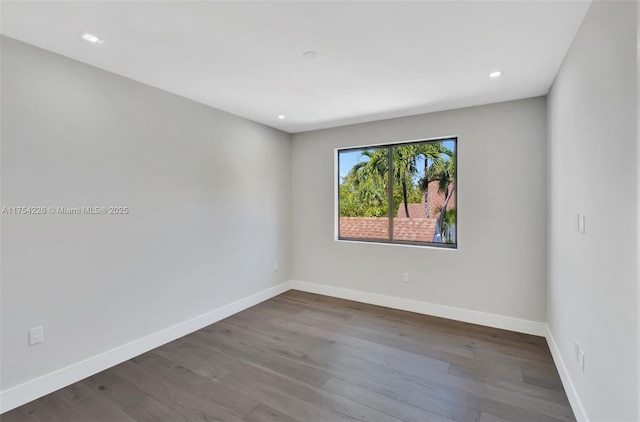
left=222, top=375, right=353, bottom=422
left=0, top=409, right=31, bottom=422
left=252, top=300, right=478, bottom=362
left=480, top=412, right=513, bottom=422
left=191, top=325, right=332, bottom=387
left=346, top=345, right=572, bottom=421
left=448, top=364, right=569, bottom=406
left=472, top=348, right=556, bottom=373
left=329, top=367, right=567, bottom=422
left=122, top=396, right=187, bottom=422
left=51, top=381, right=98, bottom=407
left=110, top=360, right=246, bottom=422
left=218, top=315, right=390, bottom=367
left=279, top=291, right=548, bottom=350
left=7, top=403, right=61, bottom=422
left=523, top=368, right=565, bottom=391
left=165, top=333, right=403, bottom=422
left=83, top=369, right=148, bottom=409
left=132, top=352, right=257, bottom=417
left=0, top=292, right=576, bottom=422
left=322, top=376, right=457, bottom=422
left=150, top=338, right=232, bottom=382
left=65, top=394, right=137, bottom=422
left=10, top=391, right=86, bottom=422
left=243, top=404, right=299, bottom=422
left=280, top=293, right=552, bottom=367
left=233, top=308, right=450, bottom=370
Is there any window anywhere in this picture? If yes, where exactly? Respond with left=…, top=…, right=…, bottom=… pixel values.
left=337, top=137, right=457, bottom=248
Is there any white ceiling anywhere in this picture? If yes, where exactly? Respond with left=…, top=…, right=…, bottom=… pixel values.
left=1, top=1, right=590, bottom=133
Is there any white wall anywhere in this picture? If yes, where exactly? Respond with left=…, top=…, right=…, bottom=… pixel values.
left=0, top=36, right=291, bottom=393
left=637, top=2, right=640, bottom=416
left=547, top=1, right=638, bottom=420
left=291, top=97, right=548, bottom=325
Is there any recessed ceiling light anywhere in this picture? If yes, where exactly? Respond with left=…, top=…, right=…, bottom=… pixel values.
left=489, top=71, right=502, bottom=79
left=81, top=32, right=104, bottom=45
left=303, top=51, right=319, bottom=60
left=277, top=115, right=286, bottom=120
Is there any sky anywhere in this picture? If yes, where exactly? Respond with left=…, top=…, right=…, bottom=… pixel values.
left=338, top=140, right=455, bottom=181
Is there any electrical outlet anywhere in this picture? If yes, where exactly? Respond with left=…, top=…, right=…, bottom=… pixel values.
left=579, top=350, right=585, bottom=372
left=273, top=262, right=278, bottom=272
left=402, top=272, right=409, bottom=283
left=29, top=326, right=44, bottom=346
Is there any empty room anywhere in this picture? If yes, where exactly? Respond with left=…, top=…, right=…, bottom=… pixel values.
left=1, top=1, right=638, bottom=421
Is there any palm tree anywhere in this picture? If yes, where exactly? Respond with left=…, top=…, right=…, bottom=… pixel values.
left=350, top=149, right=390, bottom=215
left=348, top=143, right=454, bottom=227
left=392, top=145, right=418, bottom=217
left=441, top=207, right=456, bottom=243
left=416, top=143, right=447, bottom=218
left=430, top=153, right=455, bottom=242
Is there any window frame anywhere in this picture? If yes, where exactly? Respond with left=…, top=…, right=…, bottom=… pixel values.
left=335, top=136, right=458, bottom=249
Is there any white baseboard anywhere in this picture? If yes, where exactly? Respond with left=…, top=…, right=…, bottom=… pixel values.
left=545, top=327, right=589, bottom=422
left=289, top=280, right=548, bottom=337
left=0, top=281, right=292, bottom=414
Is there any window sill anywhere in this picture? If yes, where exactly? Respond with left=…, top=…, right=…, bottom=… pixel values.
left=335, top=238, right=457, bottom=250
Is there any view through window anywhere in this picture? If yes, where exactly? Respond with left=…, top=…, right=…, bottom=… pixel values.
left=338, top=137, right=456, bottom=248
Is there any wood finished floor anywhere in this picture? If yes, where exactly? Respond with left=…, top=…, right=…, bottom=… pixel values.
left=3, top=291, right=575, bottom=422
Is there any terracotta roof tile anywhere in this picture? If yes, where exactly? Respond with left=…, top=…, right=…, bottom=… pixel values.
left=339, top=181, right=455, bottom=242
left=339, top=217, right=438, bottom=242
